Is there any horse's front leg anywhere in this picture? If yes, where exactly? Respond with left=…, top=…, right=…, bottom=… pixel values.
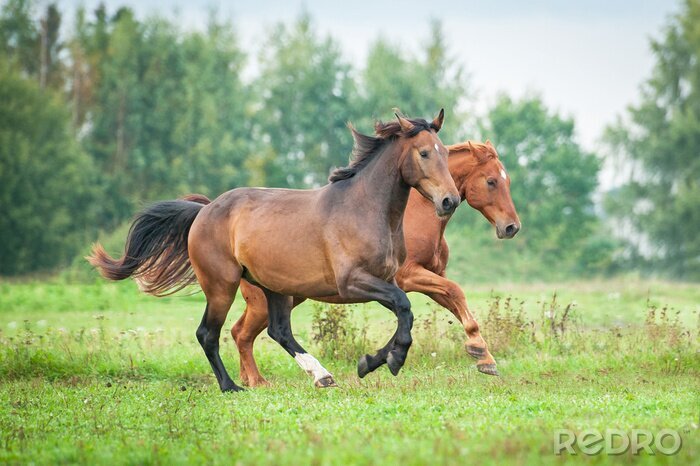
left=397, top=265, right=498, bottom=376
left=337, top=270, right=414, bottom=377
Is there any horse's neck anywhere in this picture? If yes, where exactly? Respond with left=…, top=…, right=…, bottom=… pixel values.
left=407, top=189, right=449, bottom=240
left=350, top=143, right=410, bottom=231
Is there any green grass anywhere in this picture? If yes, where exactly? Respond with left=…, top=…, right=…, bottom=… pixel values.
left=0, top=279, right=698, bottom=465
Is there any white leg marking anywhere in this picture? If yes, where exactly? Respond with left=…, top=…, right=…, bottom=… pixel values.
left=294, top=352, right=332, bottom=382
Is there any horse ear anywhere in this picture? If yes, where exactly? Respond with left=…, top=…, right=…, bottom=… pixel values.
left=467, top=141, right=475, bottom=152
left=432, top=108, right=445, bottom=132
left=485, top=139, right=493, bottom=147
left=395, top=113, right=414, bottom=133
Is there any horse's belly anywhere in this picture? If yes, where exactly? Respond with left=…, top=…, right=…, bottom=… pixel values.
left=245, top=264, right=338, bottom=297
left=237, top=240, right=337, bottom=297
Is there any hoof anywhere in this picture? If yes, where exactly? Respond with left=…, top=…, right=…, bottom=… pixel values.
left=386, top=352, right=403, bottom=376
left=477, top=363, right=500, bottom=376
left=221, top=383, right=245, bottom=393
left=315, top=375, right=338, bottom=388
left=357, top=355, right=371, bottom=378
left=465, top=344, right=486, bottom=360
left=248, top=378, right=271, bottom=388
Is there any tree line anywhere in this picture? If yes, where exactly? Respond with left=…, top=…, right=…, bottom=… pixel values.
left=0, top=0, right=697, bottom=281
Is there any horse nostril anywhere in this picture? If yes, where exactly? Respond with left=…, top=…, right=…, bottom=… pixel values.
left=442, top=197, right=454, bottom=213
left=505, top=223, right=519, bottom=237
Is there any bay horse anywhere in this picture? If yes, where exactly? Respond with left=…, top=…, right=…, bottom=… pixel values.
left=88, top=111, right=460, bottom=392
left=228, top=140, right=520, bottom=387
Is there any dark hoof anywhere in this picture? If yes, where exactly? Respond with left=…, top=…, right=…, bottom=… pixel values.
left=221, top=383, right=245, bottom=393
left=315, top=375, right=338, bottom=388
left=477, top=363, right=500, bottom=376
left=357, top=355, right=371, bottom=378
left=466, top=344, right=486, bottom=360
left=386, top=351, right=403, bottom=376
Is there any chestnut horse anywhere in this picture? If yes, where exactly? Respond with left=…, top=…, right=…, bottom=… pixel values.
left=89, top=111, right=460, bottom=392
left=228, top=140, right=520, bottom=387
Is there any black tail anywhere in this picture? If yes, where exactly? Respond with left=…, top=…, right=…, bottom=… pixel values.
left=87, top=195, right=212, bottom=296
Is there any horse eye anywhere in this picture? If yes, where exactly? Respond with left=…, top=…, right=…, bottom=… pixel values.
left=487, top=178, right=497, bottom=187
left=420, top=150, right=429, bottom=158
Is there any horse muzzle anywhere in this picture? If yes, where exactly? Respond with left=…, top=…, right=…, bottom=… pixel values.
left=436, top=194, right=460, bottom=217
left=496, top=222, right=520, bottom=239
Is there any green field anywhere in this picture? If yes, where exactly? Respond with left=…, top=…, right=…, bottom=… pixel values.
left=0, top=279, right=698, bottom=465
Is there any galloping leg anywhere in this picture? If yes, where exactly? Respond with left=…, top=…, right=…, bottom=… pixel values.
left=232, top=280, right=271, bottom=387
left=233, top=280, right=309, bottom=387
left=192, top=256, right=245, bottom=392
left=262, top=288, right=336, bottom=388
left=196, top=293, right=244, bottom=392
left=398, top=265, right=498, bottom=376
left=337, top=270, right=414, bottom=378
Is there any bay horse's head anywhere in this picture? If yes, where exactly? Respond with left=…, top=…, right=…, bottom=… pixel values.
left=448, top=140, right=521, bottom=239
left=378, top=110, right=460, bottom=217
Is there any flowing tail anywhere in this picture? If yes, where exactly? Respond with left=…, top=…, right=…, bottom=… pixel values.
left=87, top=194, right=212, bottom=296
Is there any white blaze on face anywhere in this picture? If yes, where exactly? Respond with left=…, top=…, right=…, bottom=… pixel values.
left=294, top=352, right=332, bottom=382
left=498, top=161, right=507, bottom=180
left=434, top=143, right=439, bottom=153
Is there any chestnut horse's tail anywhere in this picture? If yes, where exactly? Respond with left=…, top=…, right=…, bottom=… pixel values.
left=87, top=194, right=212, bottom=297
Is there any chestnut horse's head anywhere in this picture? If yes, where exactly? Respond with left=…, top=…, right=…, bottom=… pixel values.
left=376, top=109, right=460, bottom=217
left=448, top=140, right=521, bottom=239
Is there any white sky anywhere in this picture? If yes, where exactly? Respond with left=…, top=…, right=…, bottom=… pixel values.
left=57, top=0, right=675, bottom=152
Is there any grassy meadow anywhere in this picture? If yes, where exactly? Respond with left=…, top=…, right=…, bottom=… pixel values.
left=0, top=279, right=698, bottom=465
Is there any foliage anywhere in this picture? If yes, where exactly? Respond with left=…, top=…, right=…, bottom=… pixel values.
left=72, top=8, right=252, bottom=226
left=311, top=303, right=368, bottom=361
left=0, top=60, right=97, bottom=274
left=360, top=19, right=469, bottom=142
left=605, top=0, right=700, bottom=279
left=253, top=13, right=359, bottom=187
left=0, top=0, right=38, bottom=76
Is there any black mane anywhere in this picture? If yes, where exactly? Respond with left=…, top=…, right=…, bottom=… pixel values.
left=329, top=118, right=436, bottom=183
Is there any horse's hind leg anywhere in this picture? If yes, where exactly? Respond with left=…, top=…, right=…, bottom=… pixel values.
left=196, top=298, right=243, bottom=392
left=194, top=265, right=244, bottom=392
left=262, top=288, right=337, bottom=388
left=232, top=280, right=270, bottom=387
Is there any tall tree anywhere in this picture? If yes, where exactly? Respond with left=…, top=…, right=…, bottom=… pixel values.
left=605, top=0, right=700, bottom=278
left=174, top=17, right=252, bottom=196
left=361, top=20, right=469, bottom=142
left=253, top=12, right=359, bottom=187
left=0, top=0, right=38, bottom=76
left=38, top=3, right=62, bottom=89
left=79, top=8, right=251, bottom=225
left=0, top=60, right=97, bottom=275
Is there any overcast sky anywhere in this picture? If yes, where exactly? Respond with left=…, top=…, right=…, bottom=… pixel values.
left=59, top=0, right=676, bottom=151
